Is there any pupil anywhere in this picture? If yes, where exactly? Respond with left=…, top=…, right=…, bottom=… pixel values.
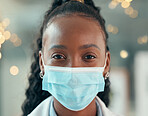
left=86, top=55, right=93, bottom=59
left=55, top=55, right=62, bottom=59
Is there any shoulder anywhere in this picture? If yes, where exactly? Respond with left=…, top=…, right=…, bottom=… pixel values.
left=28, top=96, right=53, bottom=116
left=95, top=96, right=122, bottom=116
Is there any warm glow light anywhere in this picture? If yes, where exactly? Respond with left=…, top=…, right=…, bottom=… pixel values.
left=137, top=36, right=148, bottom=44
left=124, top=6, right=134, bottom=15
left=13, top=38, right=22, bottom=47
left=117, top=0, right=124, bottom=3
left=0, top=23, right=3, bottom=27
left=137, top=38, right=142, bottom=44
left=10, top=66, right=19, bottom=76
left=121, top=1, right=130, bottom=8
left=142, top=36, right=148, bottom=43
left=0, top=27, right=4, bottom=34
left=125, top=0, right=132, bottom=2
left=108, top=1, right=119, bottom=9
left=3, top=31, right=11, bottom=40
left=10, top=33, right=18, bottom=43
left=0, top=18, right=11, bottom=45
left=2, top=18, right=10, bottom=28
left=107, top=24, right=119, bottom=34
left=112, top=27, right=119, bottom=34
left=0, top=35, right=5, bottom=44
left=2, top=22, right=7, bottom=28
left=141, top=38, right=147, bottom=43
left=129, top=10, right=138, bottom=18
left=0, top=52, right=2, bottom=59
left=0, top=32, right=2, bottom=38
left=107, top=24, right=114, bottom=32
left=120, top=50, right=128, bottom=59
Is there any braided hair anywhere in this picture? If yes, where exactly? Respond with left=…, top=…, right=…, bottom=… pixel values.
left=21, top=0, right=110, bottom=115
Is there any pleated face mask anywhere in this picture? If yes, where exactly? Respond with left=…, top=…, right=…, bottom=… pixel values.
left=41, top=52, right=107, bottom=111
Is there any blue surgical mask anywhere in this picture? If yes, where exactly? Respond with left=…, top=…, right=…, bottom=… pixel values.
left=41, top=52, right=107, bottom=111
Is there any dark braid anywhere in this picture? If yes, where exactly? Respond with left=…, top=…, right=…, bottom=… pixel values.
left=21, top=0, right=110, bottom=115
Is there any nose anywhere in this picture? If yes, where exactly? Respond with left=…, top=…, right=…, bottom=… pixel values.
left=68, top=57, right=82, bottom=67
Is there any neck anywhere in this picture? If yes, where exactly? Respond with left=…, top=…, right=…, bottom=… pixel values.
left=53, top=97, right=97, bottom=116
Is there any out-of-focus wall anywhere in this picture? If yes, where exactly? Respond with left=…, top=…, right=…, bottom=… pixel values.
left=0, top=57, right=30, bottom=116
left=134, top=51, right=148, bottom=116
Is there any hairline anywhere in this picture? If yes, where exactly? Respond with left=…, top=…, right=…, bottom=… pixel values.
left=42, top=13, right=106, bottom=51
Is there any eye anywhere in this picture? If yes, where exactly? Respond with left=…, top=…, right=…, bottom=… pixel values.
left=83, top=53, right=97, bottom=62
left=52, top=53, right=66, bottom=60
left=84, top=55, right=96, bottom=59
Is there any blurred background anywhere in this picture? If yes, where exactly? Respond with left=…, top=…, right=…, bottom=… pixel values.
left=0, top=0, right=148, bottom=116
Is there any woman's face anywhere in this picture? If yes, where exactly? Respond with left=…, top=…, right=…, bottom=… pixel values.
left=39, top=15, right=110, bottom=77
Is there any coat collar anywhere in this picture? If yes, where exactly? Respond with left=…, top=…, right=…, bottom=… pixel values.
left=28, top=96, right=117, bottom=116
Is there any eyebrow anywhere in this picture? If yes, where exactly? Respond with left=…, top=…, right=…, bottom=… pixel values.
left=49, top=45, right=67, bottom=50
left=49, top=44, right=100, bottom=50
left=79, top=44, right=101, bottom=50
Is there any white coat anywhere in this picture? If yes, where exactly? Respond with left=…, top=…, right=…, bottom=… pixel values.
left=28, top=96, right=120, bottom=116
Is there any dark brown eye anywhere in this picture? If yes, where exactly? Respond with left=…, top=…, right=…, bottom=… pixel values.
left=84, top=55, right=96, bottom=59
left=52, top=54, right=66, bottom=60
left=82, top=52, right=97, bottom=62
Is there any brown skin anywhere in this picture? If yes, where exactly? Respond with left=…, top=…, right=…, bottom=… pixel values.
left=39, top=15, right=111, bottom=116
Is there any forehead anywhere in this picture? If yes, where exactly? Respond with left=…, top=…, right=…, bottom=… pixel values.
left=42, top=15, right=105, bottom=50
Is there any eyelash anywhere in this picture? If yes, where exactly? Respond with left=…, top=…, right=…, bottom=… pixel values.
left=52, top=54, right=66, bottom=60
left=51, top=53, right=96, bottom=61
left=83, top=55, right=96, bottom=60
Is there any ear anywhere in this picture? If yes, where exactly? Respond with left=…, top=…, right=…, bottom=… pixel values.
left=39, top=50, right=45, bottom=75
left=103, top=51, right=111, bottom=77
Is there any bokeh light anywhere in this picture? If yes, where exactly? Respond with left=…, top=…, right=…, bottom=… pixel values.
left=3, top=31, right=11, bottom=40
left=10, top=66, right=19, bottom=76
left=112, top=27, right=119, bottom=34
left=137, top=35, right=148, bottom=44
left=0, top=32, right=2, bottom=38
left=10, top=33, right=18, bottom=43
left=107, top=24, right=119, bottom=34
left=13, top=38, right=22, bottom=47
left=129, top=10, right=138, bottom=18
left=107, top=24, right=114, bottom=32
left=121, top=1, right=130, bottom=8
left=125, top=0, right=132, bottom=2
left=0, top=35, right=5, bottom=44
left=2, top=18, right=10, bottom=28
left=0, top=18, right=11, bottom=47
left=120, top=50, right=128, bottom=59
left=0, top=26, right=4, bottom=34
left=108, top=1, right=119, bottom=9
left=124, top=6, right=134, bottom=15
left=124, top=6, right=138, bottom=18
left=117, top=0, right=124, bottom=3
